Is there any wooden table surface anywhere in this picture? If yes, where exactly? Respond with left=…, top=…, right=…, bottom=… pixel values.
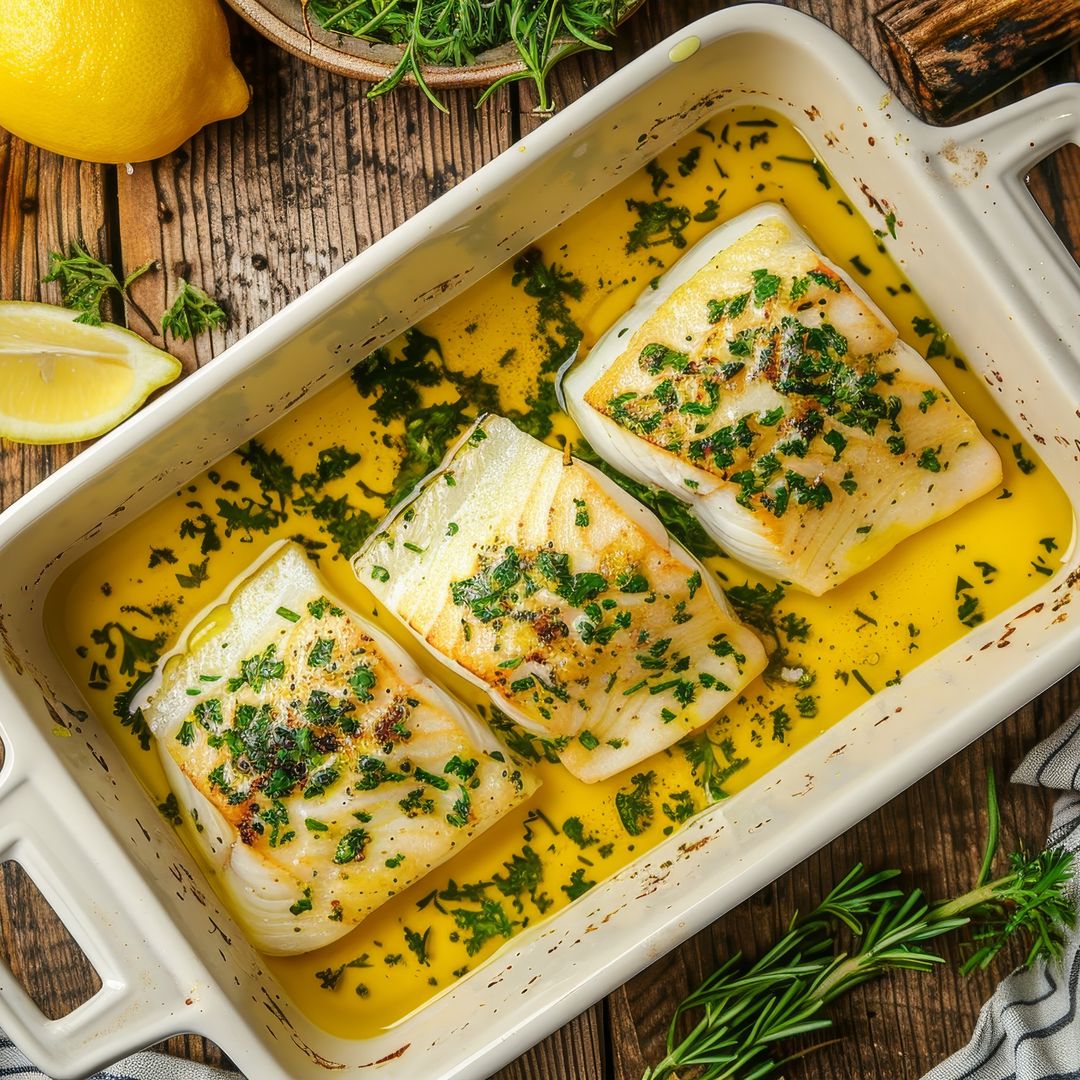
left=1, top=2, right=1078, bottom=1077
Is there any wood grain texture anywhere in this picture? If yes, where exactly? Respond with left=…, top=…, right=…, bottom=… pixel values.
left=0, top=861, right=101, bottom=1021
left=0, top=2, right=1077, bottom=1078
left=876, top=0, right=1080, bottom=122
left=115, top=17, right=515, bottom=373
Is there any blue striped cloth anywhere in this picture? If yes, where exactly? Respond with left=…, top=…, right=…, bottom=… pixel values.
left=0, top=1034, right=241, bottom=1079
left=926, top=709, right=1080, bottom=1080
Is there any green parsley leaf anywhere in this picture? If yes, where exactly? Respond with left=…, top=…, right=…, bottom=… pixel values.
left=162, top=279, right=228, bottom=341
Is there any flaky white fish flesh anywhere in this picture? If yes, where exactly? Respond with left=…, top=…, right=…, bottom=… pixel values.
left=354, top=416, right=766, bottom=784
left=565, top=206, right=1002, bottom=595
left=144, top=541, right=537, bottom=955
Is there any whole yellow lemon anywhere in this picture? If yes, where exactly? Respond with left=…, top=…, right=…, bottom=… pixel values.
left=0, top=0, right=250, bottom=164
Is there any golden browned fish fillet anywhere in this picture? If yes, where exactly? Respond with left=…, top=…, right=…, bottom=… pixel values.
left=567, top=208, right=1002, bottom=595
left=143, top=541, right=537, bottom=955
left=354, top=416, right=766, bottom=783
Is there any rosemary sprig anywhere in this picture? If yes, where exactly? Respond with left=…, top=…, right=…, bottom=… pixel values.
left=161, top=279, right=229, bottom=342
left=644, top=774, right=1075, bottom=1080
left=307, top=0, right=623, bottom=111
left=43, top=241, right=156, bottom=329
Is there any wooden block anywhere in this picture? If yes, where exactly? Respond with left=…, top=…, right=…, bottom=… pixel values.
left=875, top=0, right=1080, bottom=122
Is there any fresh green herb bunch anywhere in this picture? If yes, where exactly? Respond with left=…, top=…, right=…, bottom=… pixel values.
left=306, top=0, right=626, bottom=111
left=643, top=774, right=1075, bottom=1080
left=43, top=241, right=155, bottom=328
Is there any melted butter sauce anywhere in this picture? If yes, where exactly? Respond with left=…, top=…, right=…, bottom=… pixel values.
left=46, top=108, right=1075, bottom=1038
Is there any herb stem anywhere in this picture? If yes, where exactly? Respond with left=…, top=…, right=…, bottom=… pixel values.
left=643, top=775, right=1075, bottom=1080
left=309, top=0, right=626, bottom=109
left=977, top=771, right=1000, bottom=887
left=123, top=289, right=160, bottom=337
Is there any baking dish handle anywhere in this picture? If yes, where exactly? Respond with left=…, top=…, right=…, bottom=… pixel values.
left=0, top=738, right=191, bottom=1079
left=945, top=83, right=1080, bottom=356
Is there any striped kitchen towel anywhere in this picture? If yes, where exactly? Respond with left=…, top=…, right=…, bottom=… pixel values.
left=925, top=708, right=1080, bottom=1080
left=0, top=1034, right=243, bottom=1080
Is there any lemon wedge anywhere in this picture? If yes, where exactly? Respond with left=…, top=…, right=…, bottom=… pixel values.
left=0, top=302, right=182, bottom=444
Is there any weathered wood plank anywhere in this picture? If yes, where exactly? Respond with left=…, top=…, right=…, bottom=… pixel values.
left=876, top=0, right=1080, bottom=122
left=0, top=861, right=101, bottom=1021
left=493, top=1001, right=608, bottom=1080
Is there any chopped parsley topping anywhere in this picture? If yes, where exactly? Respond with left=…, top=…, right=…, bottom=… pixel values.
left=404, top=926, right=430, bottom=965
left=227, top=645, right=285, bottom=693
left=823, top=429, right=847, bottom=461
left=706, top=292, right=750, bottom=323
left=446, top=786, right=472, bottom=828
left=399, top=789, right=435, bottom=817
left=563, top=816, right=598, bottom=848
left=615, top=770, right=656, bottom=836
left=333, top=828, right=371, bottom=865
left=1012, top=442, right=1036, bottom=475
left=307, top=638, right=335, bottom=668
left=625, top=197, right=691, bottom=253
left=450, top=899, right=519, bottom=955
left=578, top=730, right=600, bottom=751
left=917, top=447, right=942, bottom=472
left=348, top=664, right=376, bottom=702
left=562, top=868, right=595, bottom=900
left=751, top=268, right=782, bottom=304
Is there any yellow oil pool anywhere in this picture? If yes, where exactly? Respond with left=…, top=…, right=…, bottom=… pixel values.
left=47, top=107, right=1075, bottom=1038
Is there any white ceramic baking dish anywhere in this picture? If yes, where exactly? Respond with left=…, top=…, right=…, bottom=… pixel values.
left=1, top=7, right=1078, bottom=1078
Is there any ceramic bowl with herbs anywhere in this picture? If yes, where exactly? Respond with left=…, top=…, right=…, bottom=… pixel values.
left=224, top=0, right=646, bottom=109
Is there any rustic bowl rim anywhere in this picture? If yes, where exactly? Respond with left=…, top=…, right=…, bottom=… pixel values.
left=223, top=0, right=647, bottom=87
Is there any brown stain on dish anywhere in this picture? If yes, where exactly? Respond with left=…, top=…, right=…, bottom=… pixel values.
left=635, top=868, right=672, bottom=898
left=208, top=918, right=233, bottom=946
left=362, top=1044, right=410, bottom=1066
left=678, top=837, right=710, bottom=855
left=41, top=696, right=69, bottom=731
left=259, top=985, right=349, bottom=1069
left=938, top=140, right=989, bottom=186
left=858, top=180, right=886, bottom=216
left=294, top=1037, right=349, bottom=1071
left=0, top=610, right=23, bottom=676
